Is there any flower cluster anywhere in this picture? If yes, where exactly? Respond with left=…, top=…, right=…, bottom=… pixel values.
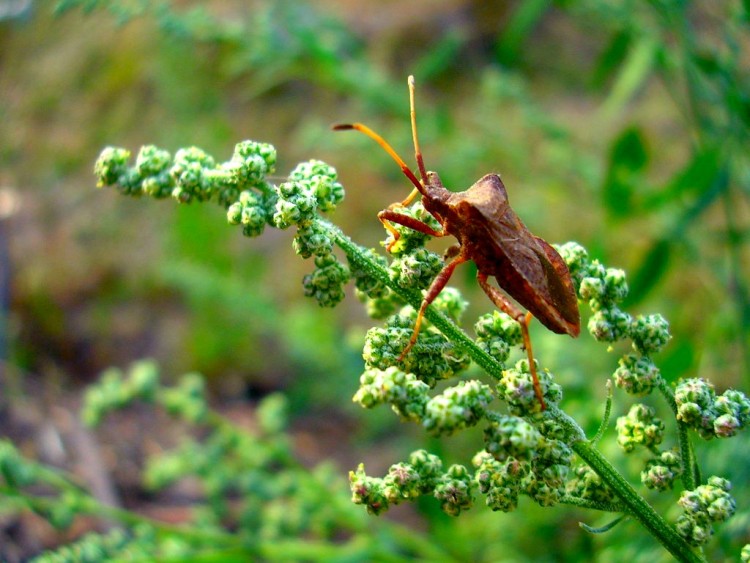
left=352, top=366, right=429, bottom=421
left=556, top=242, right=671, bottom=397
left=566, top=464, right=616, bottom=504
left=82, top=360, right=207, bottom=426
left=271, top=160, right=350, bottom=307
left=422, top=380, right=494, bottom=435
left=349, top=450, right=473, bottom=516
left=361, top=307, right=469, bottom=387
left=615, top=403, right=665, bottom=453
left=676, top=476, right=736, bottom=546
left=641, top=449, right=682, bottom=491
left=95, top=143, right=353, bottom=308
left=474, top=310, right=522, bottom=365
left=497, top=360, right=562, bottom=415
left=95, top=141, right=277, bottom=209
left=674, top=378, right=750, bottom=439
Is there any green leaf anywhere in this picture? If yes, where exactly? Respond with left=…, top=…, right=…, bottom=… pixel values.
left=414, top=30, right=466, bottom=81
left=645, top=148, right=721, bottom=210
left=592, top=30, right=632, bottom=89
left=495, top=0, right=553, bottom=66
left=580, top=515, right=627, bottom=534
left=602, top=126, right=649, bottom=218
left=600, top=35, right=658, bottom=117
left=623, top=238, right=672, bottom=306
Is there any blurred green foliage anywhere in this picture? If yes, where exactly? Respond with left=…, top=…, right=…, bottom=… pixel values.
left=0, top=0, right=748, bottom=560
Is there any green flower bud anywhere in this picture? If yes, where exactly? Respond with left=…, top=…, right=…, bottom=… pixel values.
left=126, top=359, right=159, bottom=401
left=566, top=464, right=616, bottom=503
left=579, top=276, right=605, bottom=304
left=483, top=415, right=542, bottom=462
left=554, top=242, right=590, bottom=288
left=713, top=388, right=750, bottom=437
left=288, top=159, right=344, bottom=212
left=641, top=462, right=678, bottom=491
left=676, top=514, right=713, bottom=546
left=273, top=181, right=317, bottom=228
left=302, top=253, right=350, bottom=307
left=348, top=465, right=390, bottom=515
left=362, top=292, right=401, bottom=320
left=473, top=454, right=523, bottom=512
left=135, top=145, right=171, bottom=178
left=616, top=403, right=665, bottom=452
left=352, top=366, right=429, bottom=421
left=532, top=439, right=572, bottom=489
left=431, top=286, right=468, bottom=323
left=423, top=380, right=494, bottom=435
left=141, top=172, right=174, bottom=199
left=674, top=378, right=718, bottom=438
left=388, top=248, right=443, bottom=291
left=434, top=464, right=474, bottom=516
left=94, top=146, right=131, bottom=187
left=498, top=360, right=560, bottom=415
left=641, top=449, right=682, bottom=491
left=588, top=308, right=632, bottom=342
left=408, top=449, right=444, bottom=487
left=676, top=477, right=736, bottom=546
left=383, top=462, right=422, bottom=502
left=205, top=165, right=240, bottom=207
left=475, top=311, right=523, bottom=364
left=526, top=477, right=561, bottom=507
left=362, top=314, right=466, bottom=387
left=233, top=140, right=276, bottom=178
left=613, top=354, right=660, bottom=396
left=630, top=314, right=671, bottom=355
left=602, top=267, right=628, bottom=303
left=293, top=222, right=333, bottom=258
left=170, top=147, right=216, bottom=203
left=162, top=373, right=208, bottom=424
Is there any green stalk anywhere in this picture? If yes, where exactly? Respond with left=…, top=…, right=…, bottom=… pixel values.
left=570, top=441, right=703, bottom=563
left=657, top=378, right=698, bottom=491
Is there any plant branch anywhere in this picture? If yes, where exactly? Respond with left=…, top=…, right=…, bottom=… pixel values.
left=323, top=216, right=703, bottom=562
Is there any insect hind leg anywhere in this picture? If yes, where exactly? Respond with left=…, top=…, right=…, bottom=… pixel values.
left=476, top=273, right=546, bottom=411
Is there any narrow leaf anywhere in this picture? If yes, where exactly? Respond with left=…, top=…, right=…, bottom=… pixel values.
left=600, top=35, right=658, bottom=117
left=580, top=515, right=628, bottom=534
left=623, top=238, right=672, bottom=306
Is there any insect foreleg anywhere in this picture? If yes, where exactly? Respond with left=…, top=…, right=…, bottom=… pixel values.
left=476, top=273, right=546, bottom=410
left=377, top=208, right=446, bottom=252
left=398, top=249, right=469, bottom=361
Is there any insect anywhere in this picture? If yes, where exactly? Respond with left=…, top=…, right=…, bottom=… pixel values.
left=334, top=76, right=580, bottom=409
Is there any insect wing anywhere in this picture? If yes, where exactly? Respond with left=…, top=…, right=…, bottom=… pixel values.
left=484, top=208, right=580, bottom=337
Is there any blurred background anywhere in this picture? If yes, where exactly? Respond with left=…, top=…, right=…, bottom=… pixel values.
left=0, top=0, right=748, bottom=560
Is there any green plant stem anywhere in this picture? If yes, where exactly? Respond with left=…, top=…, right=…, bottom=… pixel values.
left=323, top=218, right=507, bottom=380
left=324, top=217, right=703, bottom=562
left=657, top=378, right=699, bottom=491
left=569, top=440, right=703, bottom=563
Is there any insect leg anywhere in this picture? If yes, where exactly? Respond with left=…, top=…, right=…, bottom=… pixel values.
left=378, top=208, right=446, bottom=252
left=476, top=273, right=546, bottom=410
left=398, top=248, right=469, bottom=361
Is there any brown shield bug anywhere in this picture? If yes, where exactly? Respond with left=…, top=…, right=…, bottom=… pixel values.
left=334, top=76, right=580, bottom=410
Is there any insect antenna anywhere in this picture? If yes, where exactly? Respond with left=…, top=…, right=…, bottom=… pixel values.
left=332, top=122, right=424, bottom=205
left=408, top=75, right=428, bottom=185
